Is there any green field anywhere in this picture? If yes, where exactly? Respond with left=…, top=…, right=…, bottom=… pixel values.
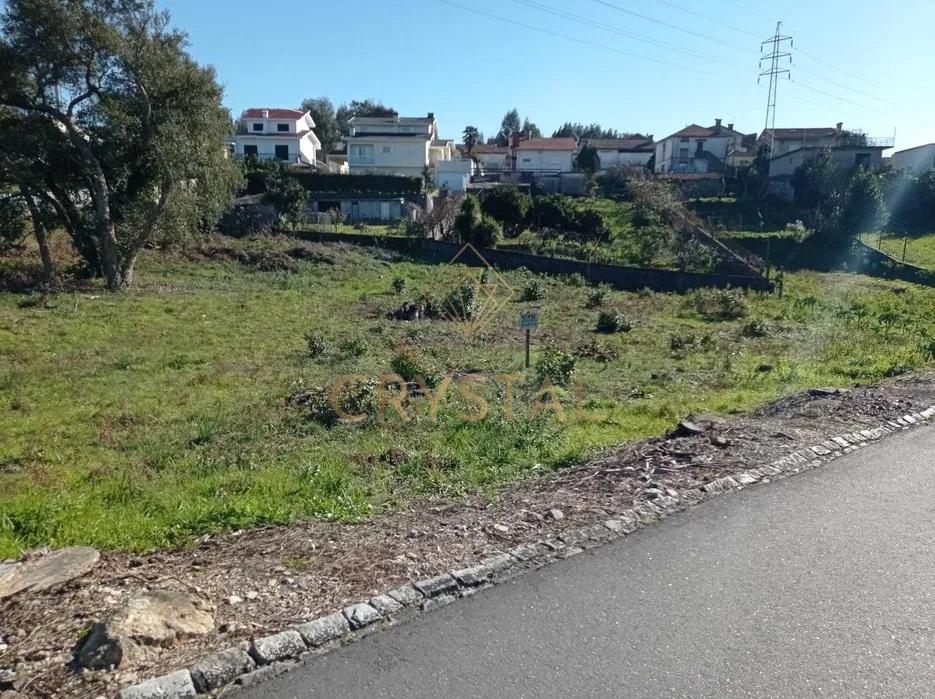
left=866, top=232, right=935, bottom=269
left=1, top=235, right=934, bottom=557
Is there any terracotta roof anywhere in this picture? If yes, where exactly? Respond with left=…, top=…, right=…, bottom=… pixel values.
left=515, top=137, right=577, bottom=151
left=243, top=108, right=307, bottom=119
left=587, top=137, right=654, bottom=151
left=667, top=124, right=719, bottom=139
left=764, top=127, right=840, bottom=140
left=470, top=144, right=510, bottom=154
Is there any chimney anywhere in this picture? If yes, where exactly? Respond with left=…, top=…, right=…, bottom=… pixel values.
left=427, top=112, right=435, bottom=119
left=715, top=118, right=722, bottom=134
left=262, top=109, right=269, bottom=119
left=836, top=122, right=843, bottom=134
left=728, top=123, right=734, bottom=132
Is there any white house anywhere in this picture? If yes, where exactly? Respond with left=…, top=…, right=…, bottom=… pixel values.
left=890, top=144, right=935, bottom=174
left=767, top=145, right=889, bottom=201
left=513, top=137, right=577, bottom=174
left=435, top=158, right=475, bottom=192
left=582, top=135, right=655, bottom=170
left=346, top=113, right=455, bottom=177
left=654, top=122, right=732, bottom=175
left=464, top=144, right=512, bottom=172
left=234, top=108, right=321, bottom=165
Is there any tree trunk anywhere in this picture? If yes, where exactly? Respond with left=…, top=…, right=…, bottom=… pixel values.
left=18, top=184, right=57, bottom=286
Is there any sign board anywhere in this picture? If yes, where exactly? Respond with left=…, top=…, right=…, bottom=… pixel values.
left=520, top=311, right=539, bottom=330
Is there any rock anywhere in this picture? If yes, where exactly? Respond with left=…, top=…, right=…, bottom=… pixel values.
left=227, top=595, right=243, bottom=606
left=116, top=670, right=196, bottom=699
left=413, top=574, right=458, bottom=598
left=386, top=585, right=423, bottom=607
left=295, top=612, right=350, bottom=647
left=189, top=647, right=255, bottom=692
left=245, top=591, right=259, bottom=601
left=492, top=523, right=510, bottom=534
left=643, top=487, right=664, bottom=499
left=75, top=591, right=215, bottom=670
left=0, top=547, right=100, bottom=599
left=710, top=434, right=731, bottom=448
left=368, top=593, right=403, bottom=617
left=249, top=630, right=306, bottom=665
left=342, top=603, right=382, bottom=630
left=669, top=414, right=727, bottom=438
left=546, top=508, right=564, bottom=521
left=808, top=387, right=849, bottom=397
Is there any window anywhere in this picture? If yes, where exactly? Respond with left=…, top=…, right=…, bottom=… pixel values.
left=854, top=152, right=871, bottom=168
left=695, top=139, right=705, bottom=155
left=252, top=123, right=263, bottom=132
left=275, top=145, right=289, bottom=160
left=243, top=145, right=258, bottom=156
left=382, top=146, right=391, bottom=154
left=352, top=144, right=375, bottom=164
left=277, top=123, right=289, bottom=132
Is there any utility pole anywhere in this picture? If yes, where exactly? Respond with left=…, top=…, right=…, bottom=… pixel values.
left=759, top=21, right=793, bottom=155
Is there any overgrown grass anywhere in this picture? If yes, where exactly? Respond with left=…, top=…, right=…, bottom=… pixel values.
left=1, top=235, right=933, bottom=556
left=865, top=232, right=935, bottom=269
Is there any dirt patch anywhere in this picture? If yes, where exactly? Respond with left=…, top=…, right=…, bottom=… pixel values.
left=3, top=373, right=935, bottom=698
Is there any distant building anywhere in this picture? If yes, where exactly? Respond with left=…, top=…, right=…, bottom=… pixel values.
left=513, top=137, right=578, bottom=174
left=461, top=143, right=512, bottom=172
left=763, top=123, right=894, bottom=200
left=346, top=113, right=455, bottom=177
left=581, top=134, right=655, bottom=170
left=890, top=143, right=935, bottom=175
left=654, top=122, right=732, bottom=175
left=234, top=108, right=321, bottom=165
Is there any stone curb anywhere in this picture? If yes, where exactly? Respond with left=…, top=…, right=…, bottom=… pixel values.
left=116, top=408, right=935, bottom=698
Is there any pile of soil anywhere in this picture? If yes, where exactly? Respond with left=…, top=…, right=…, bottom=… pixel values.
left=3, top=374, right=935, bottom=698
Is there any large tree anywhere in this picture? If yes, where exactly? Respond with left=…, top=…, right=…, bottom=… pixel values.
left=496, top=108, right=522, bottom=147
left=301, top=96, right=340, bottom=153
left=521, top=117, right=542, bottom=139
left=335, top=99, right=396, bottom=136
left=462, top=125, right=480, bottom=155
left=0, top=0, right=240, bottom=290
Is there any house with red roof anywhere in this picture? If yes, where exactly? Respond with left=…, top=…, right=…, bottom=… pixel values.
left=653, top=120, right=735, bottom=175
left=233, top=108, right=321, bottom=165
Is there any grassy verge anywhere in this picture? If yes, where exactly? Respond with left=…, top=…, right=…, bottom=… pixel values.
left=1, top=235, right=933, bottom=556
left=864, top=232, right=935, bottom=269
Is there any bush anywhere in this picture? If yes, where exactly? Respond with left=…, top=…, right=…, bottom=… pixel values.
left=390, top=347, right=443, bottom=387
left=560, top=273, right=587, bottom=287
left=673, top=234, right=717, bottom=273
left=392, top=277, right=406, bottom=294
left=595, top=309, right=631, bottom=333
left=338, top=335, right=370, bottom=358
left=575, top=209, right=609, bottom=243
left=480, top=185, right=531, bottom=236
left=443, top=283, right=479, bottom=321
left=453, top=195, right=482, bottom=242
left=466, top=216, right=502, bottom=249
left=530, top=194, right=577, bottom=231
left=417, top=291, right=443, bottom=318
left=535, top=349, right=577, bottom=387
left=691, top=288, right=749, bottom=320
left=304, top=332, right=329, bottom=358
left=521, top=279, right=546, bottom=302
left=740, top=318, right=768, bottom=338
left=292, top=378, right=377, bottom=427
left=585, top=287, right=608, bottom=308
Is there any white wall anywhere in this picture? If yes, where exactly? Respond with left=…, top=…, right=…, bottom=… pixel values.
left=476, top=152, right=508, bottom=171
left=514, top=149, right=574, bottom=173
left=597, top=150, right=653, bottom=169
left=891, top=145, right=935, bottom=175
left=234, top=134, right=317, bottom=165
left=435, top=159, right=474, bottom=192
left=654, top=136, right=730, bottom=173
left=348, top=137, right=429, bottom=175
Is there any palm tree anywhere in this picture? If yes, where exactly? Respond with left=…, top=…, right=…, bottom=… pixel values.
left=462, top=126, right=480, bottom=156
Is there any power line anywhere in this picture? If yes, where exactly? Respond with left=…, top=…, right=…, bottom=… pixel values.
left=435, top=0, right=750, bottom=84
left=788, top=78, right=884, bottom=114
left=509, top=0, right=751, bottom=71
left=791, top=64, right=888, bottom=104
left=588, top=0, right=749, bottom=51
left=652, top=0, right=762, bottom=39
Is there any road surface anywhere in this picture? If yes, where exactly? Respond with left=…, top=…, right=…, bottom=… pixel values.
left=236, top=424, right=935, bottom=698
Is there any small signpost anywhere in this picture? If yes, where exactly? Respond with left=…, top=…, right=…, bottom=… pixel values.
left=520, top=311, right=538, bottom=368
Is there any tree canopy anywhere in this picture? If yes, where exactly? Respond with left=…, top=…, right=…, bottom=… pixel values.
left=553, top=122, right=626, bottom=139
left=0, top=0, right=240, bottom=290
left=335, top=99, right=396, bottom=137
left=496, top=108, right=522, bottom=147
left=301, top=96, right=340, bottom=153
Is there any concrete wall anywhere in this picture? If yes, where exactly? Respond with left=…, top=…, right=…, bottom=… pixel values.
left=234, top=134, right=317, bottom=165
left=655, top=136, right=730, bottom=173
left=597, top=150, right=653, bottom=169
left=891, top=145, right=935, bottom=175
left=292, top=231, right=773, bottom=292
left=515, top=149, right=575, bottom=173
left=348, top=138, right=430, bottom=175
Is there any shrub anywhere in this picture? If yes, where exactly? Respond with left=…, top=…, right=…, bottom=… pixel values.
left=304, top=332, right=329, bottom=358
left=740, top=318, right=768, bottom=338
left=390, top=347, right=443, bottom=387
left=338, top=335, right=370, bottom=358
left=521, top=280, right=546, bottom=302
left=530, top=194, right=576, bottom=231
left=466, top=216, right=502, bottom=249
left=596, top=309, right=631, bottom=334
left=585, top=287, right=608, bottom=308
left=417, top=291, right=443, bottom=318
left=669, top=332, right=696, bottom=352
left=443, top=283, right=479, bottom=321
left=392, top=277, right=406, bottom=295
left=291, top=378, right=376, bottom=427
left=672, top=234, right=717, bottom=273
left=453, top=195, right=483, bottom=241
left=560, top=273, right=587, bottom=287
left=575, top=209, right=609, bottom=243
left=574, top=339, right=618, bottom=362
left=480, top=185, right=531, bottom=237
left=535, top=349, right=577, bottom=387
left=692, top=288, right=748, bottom=320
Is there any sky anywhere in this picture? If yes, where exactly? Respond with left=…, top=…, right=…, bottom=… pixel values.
left=157, top=0, right=935, bottom=151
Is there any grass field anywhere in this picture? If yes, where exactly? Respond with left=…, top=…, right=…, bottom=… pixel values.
left=1, top=235, right=934, bottom=557
left=865, top=232, right=935, bottom=269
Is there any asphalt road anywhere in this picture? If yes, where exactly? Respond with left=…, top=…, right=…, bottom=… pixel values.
left=236, top=424, right=935, bottom=698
